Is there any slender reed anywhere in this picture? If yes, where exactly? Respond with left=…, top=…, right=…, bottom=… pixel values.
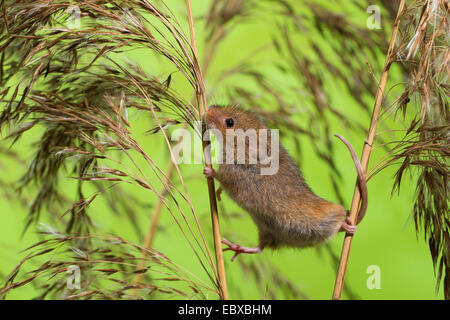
left=185, top=0, right=228, bottom=300
left=332, top=0, right=406, bottom=300
left=133, top=0, right=235, bottom=297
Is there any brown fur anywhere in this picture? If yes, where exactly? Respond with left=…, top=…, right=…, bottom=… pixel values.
left=205, top=105, right=346, bottom=249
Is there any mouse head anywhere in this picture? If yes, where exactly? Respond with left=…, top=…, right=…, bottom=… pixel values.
left=205, top=105, right=267, bottom=134
left=204, top=105, right=276, bottom=167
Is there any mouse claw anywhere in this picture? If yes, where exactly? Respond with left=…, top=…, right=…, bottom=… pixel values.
left=221, top=238, right=238, bottom=252
left=340, top=217, right=357, bottom=234
left=203, top=166, right=216, bottom=179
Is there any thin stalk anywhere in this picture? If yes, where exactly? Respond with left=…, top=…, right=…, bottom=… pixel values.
left=332, top=0, right=406, bottom=300
left=185, top=0, right=228, bottom=300
left=133, top=1, right=230, bottom=297
left=132, top=161, right=176, bottom=292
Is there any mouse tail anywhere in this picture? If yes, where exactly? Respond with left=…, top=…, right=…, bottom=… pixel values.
left=334, top=134, right=368, bottom=225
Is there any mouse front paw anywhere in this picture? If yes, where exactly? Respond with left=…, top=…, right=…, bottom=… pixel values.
left=203, top=166, right=216, bottom=179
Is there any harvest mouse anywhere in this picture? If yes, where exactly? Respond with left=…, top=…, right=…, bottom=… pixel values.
left=203, top=105, right=367, bottom=261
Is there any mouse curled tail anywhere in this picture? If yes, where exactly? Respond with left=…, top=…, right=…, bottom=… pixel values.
left=334, top=134, right=368, bottom=225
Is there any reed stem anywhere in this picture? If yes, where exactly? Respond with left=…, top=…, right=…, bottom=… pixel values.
left=332, top=0, right=406, bottom=300
left=133, top=1, right=229, bottom=299
left=185, top=0, right=228, bottom=300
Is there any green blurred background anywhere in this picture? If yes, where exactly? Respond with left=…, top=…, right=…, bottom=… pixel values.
left=0, top=0, right=440, bottom=299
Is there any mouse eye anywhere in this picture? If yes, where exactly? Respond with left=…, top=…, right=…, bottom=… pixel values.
left=225, top=118, right=234, bottom=128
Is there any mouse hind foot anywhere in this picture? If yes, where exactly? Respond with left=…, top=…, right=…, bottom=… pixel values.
left=221, top=238, right=264, bottom=262
left=339, top=217, right=357, bottom=234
